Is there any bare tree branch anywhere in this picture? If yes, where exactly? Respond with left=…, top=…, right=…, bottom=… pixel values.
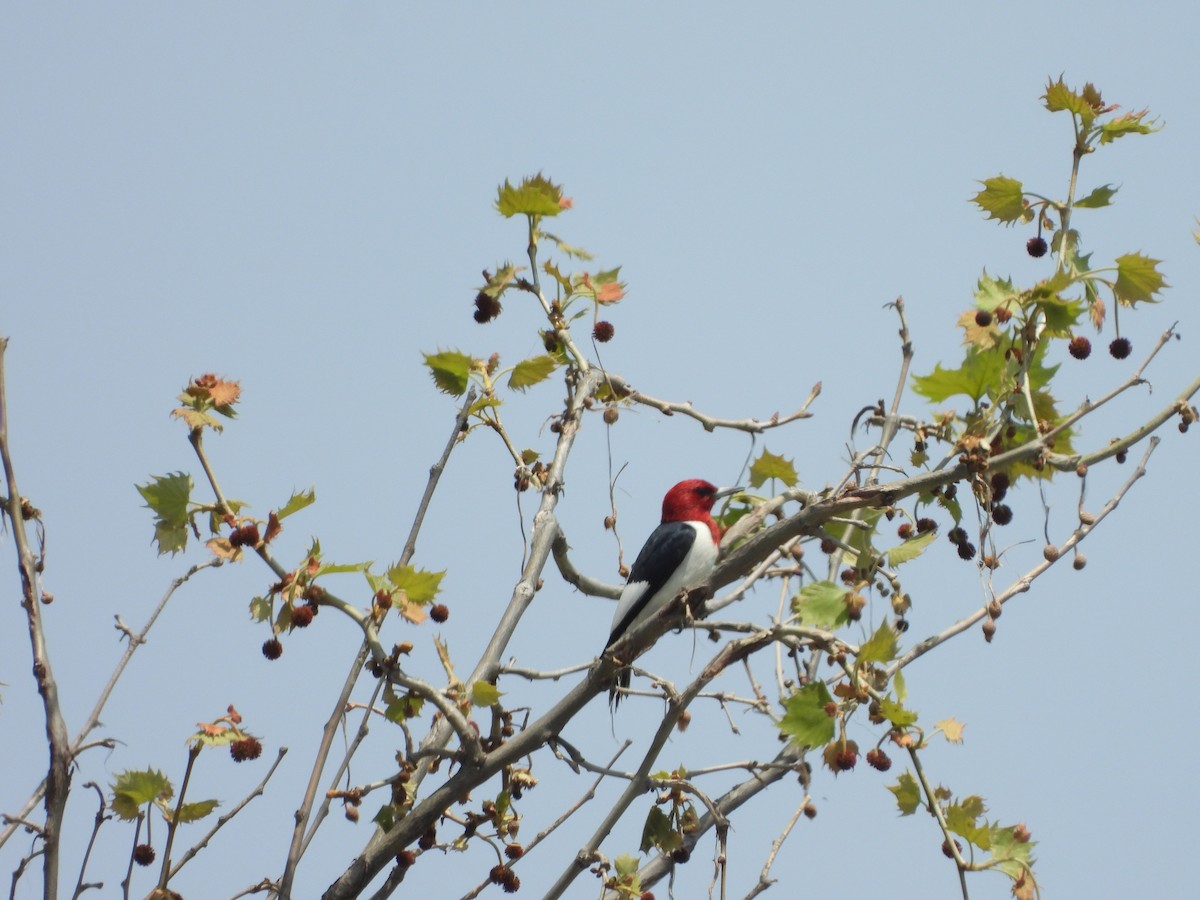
left=0, top=336, right=71, bottom=895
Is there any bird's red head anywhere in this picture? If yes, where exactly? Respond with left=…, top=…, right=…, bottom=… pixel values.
left=661, top=479, right=722, bottom=523
left=660, top=480, right=744, bottom=547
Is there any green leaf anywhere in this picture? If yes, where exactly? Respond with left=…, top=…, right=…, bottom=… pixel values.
left=971, top=175, right=1026, bottom=224
left=422, top=350, right=473, bottom=396
left=384, top=692, right=424, bottom=723
left=111, top=769, right=173, bottom=820
left=885, top=529, right=936, bottom=566
left=1033, top=292, right=1083, bottom=336
left=973, top=270, right=1018, bottom=311
left=1073, top=184, right=1117, bottom=209
left=779, top=681, right=836, bottom=748
left=893, top=668, right=907, bottom=703
left=912, top=346, right=1006, bottom=404
left=888, top=772, right=922, bottom=816
left=507, top=355, right=558, bottom=392
left=1098, top=109, right=1161, bottom=144
left=192, top=725, right=237, bottom=748
left=167, top=799, right=220, bottom=825
left=840, top=508, right=883, bottom=568
left=249, top=596, right=272, bottom=623
left=208, top=499, right=245, bottom=538
left=493, top=789, right=511, bottom=821
left=988, top=823, right=1037, bottom=878
left=137, top=472, right=193, bottom=556
left=276, top=488, right=315, bottom=520
left=540, top=230, right=593, bottom=260
left=879, top=697, right=918, bottom=727
left=496, top=174, right=563, bottom=218
left=314, top=561, right=372, bottom=577
left=1023, top=342, right=1061, bottom=394
left=613, top=853, right=642, bottom=878
left=857, top=619, right=898, bottom=665
left=385, top=564, right=446, bottom=604
left=479, top=263, right=520, bottom=299
left=373, top=803, right=395, bottom=832
left=1042, top=77, right=1097, bottom=127
left=1113, top=252, right=1167, bottom=305
left=639, top=806, right=678, bottom=854
left=469, top=396, right=502, bottom=416
left=792, top=581, right=850, bottom=630
left=946, top=796, right=991, bottom=849
left=471, top=681, right=502, bottom=708
left=386, top=696, right=424, bottom=724
left=542, top=260, right=574, bottom=298
left=749, top=448, right=798, bottom=488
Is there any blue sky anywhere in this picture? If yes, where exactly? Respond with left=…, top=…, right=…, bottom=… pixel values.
left=2, top=4, right=1198, bottom=898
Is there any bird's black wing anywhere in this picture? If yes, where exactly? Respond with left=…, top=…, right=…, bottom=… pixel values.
left=605, top=521, right=698, bottom=648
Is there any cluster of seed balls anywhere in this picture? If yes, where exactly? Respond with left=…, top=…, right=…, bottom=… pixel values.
left=973, top=234, right=1132, bottom=361
left=972, top=310, right=1131, bottom=362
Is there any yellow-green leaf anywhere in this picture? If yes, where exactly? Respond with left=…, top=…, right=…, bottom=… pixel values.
left=749, top=448, right=798, bottom=488
left=541, top=230, right=593, bottom=260
left=879, top=697, right=918, bottom=727
left=858, top=619, right=898, bottom=665
left=111, top=769, right=173, bottom=820
left=1074, top=184, right=1117, bottom=209
left=888, top=771, right=922, bottom=816
left=496, top=174, right=564, bottom=218
left=1042, top=77, right=1097, bottom=127
left=913, top=345, right=1007, bottom=404
left=1098, top=109, right=1161, bottom=144
left=613, top=854, right=642, bottom=878
left=249, top=596, right=272, bottom=623
left=423, top=350, right=473, bottom=396
left=935, top=717, right=966, bottom=743
left=384, top=692, right=424, bottom=723
left=507, top=355, right=558, bottom=392
left=276, top=488, right=315, bottom=521
left=1113, top=252, right=1167, bottom=305
left=471, top=681, right=502, bottom=708
left=973, top=270, right=1018, bottom=311
left=886, top=529, right=936, bottom=566
left=385, top=564, right=445, bottom=604
left=971, top=175, right=1026, bottom=225
left=165, top=798, right=220, bottom=825
left=780, top=681, right=836, bottom=748
left=137, top=472, right=194, bottom=556
left=792, top=581, right=850, bottom=630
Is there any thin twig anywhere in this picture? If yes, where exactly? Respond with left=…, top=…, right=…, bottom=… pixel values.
left=299, top=677, right=386, bottom=857
left=603, top=372, right=819, bottom=434
left=157, top=743, right=200, bottom=891
left=170, top=747, right=288, bottom=877
left=744, top=799, right=809, bottom=899
left=906, top=745, right=970, bottom=899
left=277, top=387, right=478, bottom=897
left=71, top=782, right=108, bottom=900
left=0, top=560, right=220, bottom=853
left=889, top=436, right=1160, bottom=674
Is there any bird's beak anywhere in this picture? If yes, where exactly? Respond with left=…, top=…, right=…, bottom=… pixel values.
left=715, top=485, right=743, bottom=501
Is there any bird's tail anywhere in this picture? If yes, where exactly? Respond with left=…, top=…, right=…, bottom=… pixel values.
left=608, top=665, right=632, bottom=710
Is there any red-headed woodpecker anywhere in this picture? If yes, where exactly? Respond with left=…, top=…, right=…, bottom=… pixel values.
left=605, top=479, right=742, bottom=707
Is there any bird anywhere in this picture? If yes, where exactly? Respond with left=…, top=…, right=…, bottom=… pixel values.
left=604, top=479, right=742, bottom=707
